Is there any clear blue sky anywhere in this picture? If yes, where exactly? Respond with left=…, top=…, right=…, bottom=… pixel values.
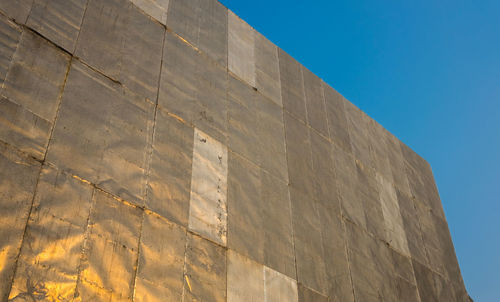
left=220, top=1, right=499, bottom=300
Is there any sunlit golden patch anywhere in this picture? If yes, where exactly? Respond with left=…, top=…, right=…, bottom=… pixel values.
left=184, top=275, right=192, bottom=292
left=0, top=249, right=9, bottom=271
left=43, top=281, right=75, bottom=302
left=71, top=174, right=92, bottom=185
left=167, top=112, right=186, bottom=124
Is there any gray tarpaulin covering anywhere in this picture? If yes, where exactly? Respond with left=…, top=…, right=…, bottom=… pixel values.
left=0, top=0, right=469, bottom=301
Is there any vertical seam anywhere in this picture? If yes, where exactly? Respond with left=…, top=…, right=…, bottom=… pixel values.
left=279, top=60, right=300, bottom=285
left=321, top=81, right=333, bottom=144
left=330, top=118, right=357, bottom=301
left=307, top=126, right=330, bottom=296
left=342, top=98, right=357, bottom=163
left=410, top=193, right=437, bottom=298
left=72, top=186, right=97, bottom=300
left=181, top=231, right=190, bottom=301
left=300, top=64, right=309, bottom=126
left=340, top=219, right=358, bottom=302
left=195, top=0, right=201, bottom=49
left=300, top=59, right=328, bottom=294
left=43, top=55, right=72, bottom=162
left=131, top=25, right=167, bottom=302
left=0, top=24, right=22, bottom=91
left=250, top=22, right=256, bottom=88
left=23, top=0, right=35, bottom=25
left=131, top=210, right=145, bottom=301
left=5, top=162, right=42, bottom=300
left=72, top=0, right=90, bottom=54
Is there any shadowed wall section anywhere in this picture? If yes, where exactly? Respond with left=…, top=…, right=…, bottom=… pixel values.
left=0, top=0, right=469, bottom=301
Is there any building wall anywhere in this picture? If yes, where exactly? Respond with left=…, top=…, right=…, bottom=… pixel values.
left=0, top=0, right=468, bottom=301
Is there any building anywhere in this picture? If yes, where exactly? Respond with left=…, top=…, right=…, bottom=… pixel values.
left=0, top=0, right=469, bottom=301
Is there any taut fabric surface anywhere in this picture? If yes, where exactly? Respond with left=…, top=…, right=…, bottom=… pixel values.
left=0, top=0, right=468, bottom=301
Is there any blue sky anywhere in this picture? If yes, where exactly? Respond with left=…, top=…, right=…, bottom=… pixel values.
left=220, top=0, right=499, bottom=300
